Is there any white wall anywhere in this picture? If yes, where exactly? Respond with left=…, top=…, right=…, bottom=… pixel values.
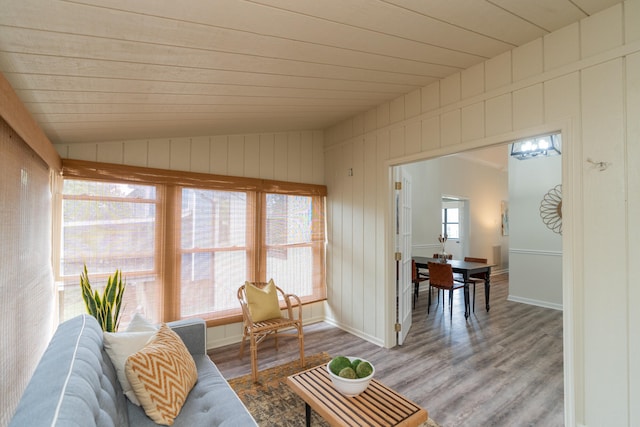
left=403, top=155, right=509, bottom=268
left=508, top=153, right=562, bottom=309
left=323, top=2, right=640, bottom=425
left=54, top=130, right=327, bottom=348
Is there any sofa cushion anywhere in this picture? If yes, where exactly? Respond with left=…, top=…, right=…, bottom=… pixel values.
left=127, top=355, right=257, bottom=427
left=125, top=324, right=197, bottom=425
left=9, top=314, right=128, bottom=427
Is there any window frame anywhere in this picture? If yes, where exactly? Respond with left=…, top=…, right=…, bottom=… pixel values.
left=58, top=159, right=327, bottom=327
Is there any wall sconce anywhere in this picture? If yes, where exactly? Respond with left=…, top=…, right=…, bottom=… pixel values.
left=510, top=132, right=561, bottom=160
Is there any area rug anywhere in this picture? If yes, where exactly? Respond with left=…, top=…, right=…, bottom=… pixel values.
left=227, top=353, right=441, bottom=427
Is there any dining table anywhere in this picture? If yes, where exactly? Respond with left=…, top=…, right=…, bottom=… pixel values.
left=412, top=256, right=493, bottom=318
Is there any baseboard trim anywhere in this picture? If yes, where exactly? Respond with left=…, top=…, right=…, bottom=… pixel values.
left=507, top=295, right=563, bottom=311
left=322, top=318, right=385, bottom=348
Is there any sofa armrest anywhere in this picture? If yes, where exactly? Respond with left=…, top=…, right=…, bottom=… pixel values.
left=168, top=318, right=206, bottom=356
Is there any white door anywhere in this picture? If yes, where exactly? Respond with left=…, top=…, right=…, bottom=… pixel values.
left=395, top=168, right=412, bottom=346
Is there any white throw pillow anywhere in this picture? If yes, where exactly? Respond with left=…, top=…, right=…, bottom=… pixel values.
left=126, top=312, right=158, bottom=332
left=104, top=314, right=158, bottom=405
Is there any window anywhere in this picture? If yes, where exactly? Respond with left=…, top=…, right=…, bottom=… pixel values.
left=57, top=160, right=327, bottom=327
left=262, top=193, right=325, bottom=302
left=59, top=180, right=162, bottom=325
left=180, top=188, right=254, bottom=319
left=442, top=207, right=459, bottom=239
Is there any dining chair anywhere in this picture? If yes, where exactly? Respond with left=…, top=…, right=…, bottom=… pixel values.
left=412, top=259, right=429, bottom=309
left=463, top=257, right=488, bottom=312
left=238, top=279, right=305, bottom=382
left=429, top=253, right=451, bottom=306
left=427, top=262, right=469, bottom=319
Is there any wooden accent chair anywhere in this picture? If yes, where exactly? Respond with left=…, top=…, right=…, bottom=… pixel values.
left=238, top=281, right=305, bottom=382
left=463, top=257, right=488, bottom=312
left=412, top=259, right=429, bottom=309
left=427, top=262, right=469, bottom=319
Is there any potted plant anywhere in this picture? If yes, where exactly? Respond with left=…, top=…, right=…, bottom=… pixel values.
left=80, top=264, right=126, bottom=332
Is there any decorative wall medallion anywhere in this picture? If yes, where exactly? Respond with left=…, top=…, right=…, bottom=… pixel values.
left=540, top=184, right=562, bottom=234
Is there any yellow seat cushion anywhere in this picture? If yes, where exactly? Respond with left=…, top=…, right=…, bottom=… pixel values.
left=245, top=279, right=282, bottom=322
left=125, top=324, right=198, bottom=426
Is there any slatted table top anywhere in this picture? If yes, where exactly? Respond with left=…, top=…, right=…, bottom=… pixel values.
left=287, top=364, right=428, bottom=427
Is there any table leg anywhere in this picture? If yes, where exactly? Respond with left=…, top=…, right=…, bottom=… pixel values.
left=484, top=270, right=491, bottom=312
left=305, top=402, right=311, bottom=427
left=463, top=284, right=470, bottom=319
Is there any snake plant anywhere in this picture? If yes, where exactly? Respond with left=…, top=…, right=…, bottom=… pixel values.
left=80, top=264, right=126, bottom=332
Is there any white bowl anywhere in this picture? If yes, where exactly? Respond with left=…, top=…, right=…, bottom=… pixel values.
left=326, top=356, right=375, bottom=397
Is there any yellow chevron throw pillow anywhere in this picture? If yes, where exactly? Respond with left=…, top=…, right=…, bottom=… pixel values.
left=125, top=324, right=198, bottom=425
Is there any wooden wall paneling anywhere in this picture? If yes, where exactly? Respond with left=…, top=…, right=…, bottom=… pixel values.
left=147, top=139, right=171, bottom=169
left=377, top=102, right=390, bottom=128
left=404, top=121, right=421, bottom=155
left=273, top=133, right=288, bottom=181
left=123, top=139, right=149, bottom=167
left=340, top=142, right=354, bottom=327
left=544, top=23, right=580, bottom=71
left=580, top=58, right=627, bottom=426
left=389, top=126, right=405, bottom=159
left=351, top=137, right=365, bottom=332
left=627, top=50, right=640, bottom=427
left=68, top=143, right=97, bottom=161
left=405, top=89, right=421, bottom=119
left=543, top=73, right=581, bottom=121
left=287, top=132, right=301, bottom=182
left=581, top=4, right=624, bottom=59
left=299, top=131, right=314, bottom=184
left=364, top=108, right=377, bottom=133
left=96, top=141, right=123, bottom=164
left=375, top=132, right=389, bottom=342
left=461, top=62, right=485, bottom=99
left=169, top=138, right=191, bottom=171
left=258, top=134, right=275, bottom=180
left=461, top=102, right=485, bottom=142
left=512, top=38, right=543, bottom=82
left=485, top=50, right=512, bottom=92
left=55, top=144, right=69, bottom=159
left=627, top=0, right=640, bottom=43
left=421, top=82, right=440, bottom=113
left=227, top=135, right=244, bottom=177
left=210, top=135, right=228, bottom=175
left=390, top=95, right=405, bottom=124
left=352, top=113, right=365, bottom=137
left=190, top=136, right=210, bottom=173
left=329, top=145, right=343, bottom=324
left=421, top=116, right=440, bottom=152
left=362, top=134, right=377, bottom=338
left=485, top=93, right=513, bottom=136
left=312, top=130, right=324, bottom=185
left=440, top=73, right=461, bottom=106
left=440, top=109, right=461, bottom=147
left=243, top=134, right=260, bottom=179
left=512, top=83, right=544, bottom=130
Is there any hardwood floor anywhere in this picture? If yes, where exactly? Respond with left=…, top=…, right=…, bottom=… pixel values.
left=210, top=274, right=564, bottom=427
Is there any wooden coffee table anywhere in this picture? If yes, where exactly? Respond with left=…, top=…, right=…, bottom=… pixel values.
left=287, top=364, right=428, bottom=427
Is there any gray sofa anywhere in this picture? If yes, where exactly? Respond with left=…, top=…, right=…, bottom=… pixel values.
left=9, top=314, right=257, bottom=426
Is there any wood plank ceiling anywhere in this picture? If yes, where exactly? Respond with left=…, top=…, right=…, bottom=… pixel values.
left=0, top=0, right=623, bottom=144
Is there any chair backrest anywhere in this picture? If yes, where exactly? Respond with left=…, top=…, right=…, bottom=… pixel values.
left=238, top=281, right=286, bottom=323
left=432, top=253, right=452, bottom=260
left=427, top=262, right=453, bottom=289
left=464, top=257, right=488, bottom=279
left=412, top=259, right=418, bottom=281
